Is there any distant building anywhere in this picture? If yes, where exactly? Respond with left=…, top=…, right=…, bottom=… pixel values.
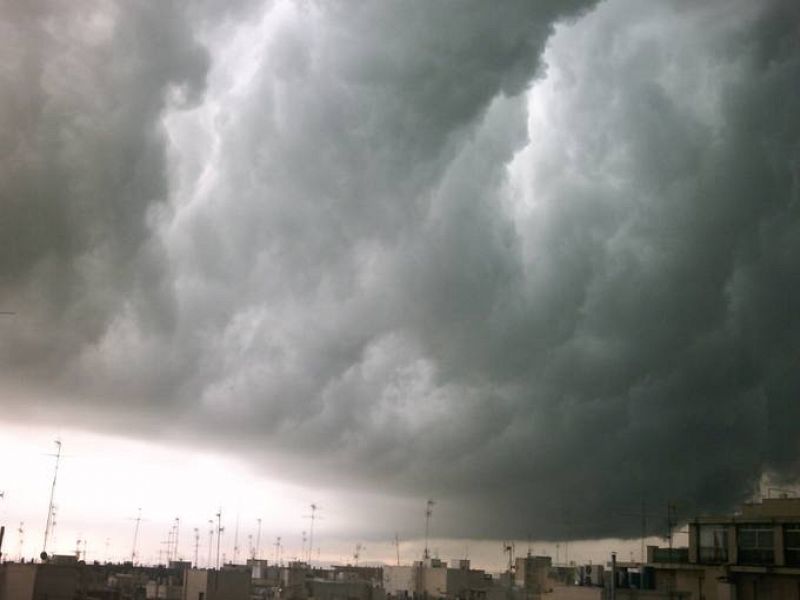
left=183, top=567, right=251, bottom=600
left=384, top=558, right=495, bottom=600
left=514, top=556, right=552, bottom=594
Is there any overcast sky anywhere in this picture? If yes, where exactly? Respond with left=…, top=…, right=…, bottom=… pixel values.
left=1, top=0, right=799, bottom=568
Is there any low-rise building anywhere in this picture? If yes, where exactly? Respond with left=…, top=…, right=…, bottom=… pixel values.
left=183, top=567, right=251, bottom=600
left=609, top=497, right=800, bottom=599
left=384, top=558, right=496, bottom=600
left=514, top=556, right=552, bottom=595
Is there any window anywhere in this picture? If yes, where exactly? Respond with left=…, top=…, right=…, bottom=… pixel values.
left=698, top=525, right=728, bottom=563
left=737, top=525, right=774, bottom=565
left=785, top=526, right=800, bottom=566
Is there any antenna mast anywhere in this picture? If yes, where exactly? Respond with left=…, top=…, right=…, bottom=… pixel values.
left=233, top=513, right=240, bottom=564
left=17, top=522, right=24, bottom=561
left=394, top=533, right=400, bottom=566
left=503, top=541, right=515, bottom=574
left=215, top=509, right=224, bottom=569
left=42, top=440, right=62, bottom=557
left=353, top=543, right=364, bottom=567
left=207, top=520, right=214, bottom=568
left=423, top=499, right=435, bottom=560
left=173, top=517, right=180, bottom=561
left=193, top=528, right=200, bottom=566
left=307, top=504, right=318, bottom=564
left=256, top=518, right=262, bottom=560
left=131, top=508, right=142, bottom=564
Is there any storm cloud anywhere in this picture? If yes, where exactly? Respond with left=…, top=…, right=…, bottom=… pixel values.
left=1, top=0, right=799, bottom=541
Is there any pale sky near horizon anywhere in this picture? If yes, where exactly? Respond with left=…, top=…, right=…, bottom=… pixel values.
left=0, top=423, right=678, bottom=570
left=1, top=0, right=798, bottom=566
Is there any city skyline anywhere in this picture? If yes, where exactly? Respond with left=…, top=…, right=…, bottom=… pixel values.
left=1, top=0, right=799, bottom=579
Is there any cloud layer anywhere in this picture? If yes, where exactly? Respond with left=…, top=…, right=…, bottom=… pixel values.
left=1, top=0, right=799, bottom=540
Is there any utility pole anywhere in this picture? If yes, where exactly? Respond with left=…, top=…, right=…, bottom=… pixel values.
left=423, top=499, right=435, bottom=560
left=42, top=440, right=62, bottom=558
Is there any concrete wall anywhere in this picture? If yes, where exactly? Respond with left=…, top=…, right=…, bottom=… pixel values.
left=308, top=578, right=384, bottom=600
left=0, top=564, right=36, bottom=600
left=735, top=574, right=800, bottom=600
left=0, top=564, right=78, bottom=600
left=383, top=566, right=416, bottom=597
left=650, top=565, right=739, bottom=600
left=740, top=499, right=800, bottom=518
left=183, top=568, right=250, bottom=600
left=612, top=591, right=690, bottom=599
left=447, top=567, right=491, bottom=598
left=421, top=566, right=447, bottom=597
left=549, top=588, right=601, bottom=600
left=184, top=569, right=209, bottom=600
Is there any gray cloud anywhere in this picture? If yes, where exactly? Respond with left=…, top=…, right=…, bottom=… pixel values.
left=1, top=0, right=799, bottom=541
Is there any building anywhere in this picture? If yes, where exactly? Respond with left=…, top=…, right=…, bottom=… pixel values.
left=611, top=497, right=800, bottom=599
left=383, top=558, right=493, bottom=600
left=514, top=556, right=552, bottom=595
left=0, top=562, right=78, bottom=600
left=183, top=567, right=251, bottom=600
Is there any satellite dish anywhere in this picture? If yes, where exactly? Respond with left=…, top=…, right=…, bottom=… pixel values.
left=40, top=551, right=49, bottom=561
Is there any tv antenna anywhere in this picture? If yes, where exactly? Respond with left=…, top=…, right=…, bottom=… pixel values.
left=17, top=522, right=24, bottom=561
left=423, top=499, right=435, bottom=560
left=353, top=543, right=365, bottom=566
left=233, top=513, right=240, bottom=564
left=256, top=518, right=262, bottom=560
left=502, top=541, right=515, bottom=573
left=41, top=439, right=62, bottom=558
left=129, top=508, right=144, bottom=564
left=305, top=504, right=321, bottom=563
left=215, top=509, right=224, bottom=569
left=394, top=533, right=400, bottom=566
left=193, top=528, right=200, bottom=566
left=173, top=517, right=181, bottom=561
left=207, top=520, right=214, bottom=568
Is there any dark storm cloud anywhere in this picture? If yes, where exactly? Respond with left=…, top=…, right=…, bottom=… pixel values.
left=2, top=0, right=800, bottom=541
left=0, top=0, right=208, bottom=372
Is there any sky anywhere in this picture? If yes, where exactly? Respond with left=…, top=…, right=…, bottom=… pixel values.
left=1, top=0, right=799, bottom=571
